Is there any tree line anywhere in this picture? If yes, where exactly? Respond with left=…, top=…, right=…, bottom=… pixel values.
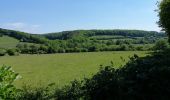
left=0, top=28, right=167, bottom=54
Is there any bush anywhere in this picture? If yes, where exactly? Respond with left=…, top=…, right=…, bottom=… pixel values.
left=119, top=44, right=129, bottom=51
left=0, top=65, right=20, bottom=100
left=0, top=49, right=6, bottom=56
left=55, top=80, right=83, bottom=100
left=153, top=39, right=169, bottom=51
left=16, top=84, right=56, bottom=100
left=7, top=49, right=19, bottom=56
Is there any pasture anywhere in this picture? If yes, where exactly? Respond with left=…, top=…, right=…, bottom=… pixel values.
left=0, top=51, right=147, bottom=87
left=0, top=36, right=19, bottom=48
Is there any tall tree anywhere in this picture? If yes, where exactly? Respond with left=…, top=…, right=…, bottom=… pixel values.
left=158, top=0, right=170, bottom=42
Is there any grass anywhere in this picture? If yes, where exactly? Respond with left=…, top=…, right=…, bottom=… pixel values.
left=0, top=36, right=19, bottom=48
left=0, top=51, right=148, bottom=87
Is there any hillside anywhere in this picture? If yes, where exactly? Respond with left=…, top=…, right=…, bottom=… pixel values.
left=43, top=30, right=165, bottom=40
left=0, top=36, right=19, bottom=48
left=0, top=28, right=167, bottom=54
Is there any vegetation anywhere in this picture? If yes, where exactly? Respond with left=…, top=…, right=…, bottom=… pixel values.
left=7, top=49, right=20, bottom=56
left=1, top=50, right=170, bottom=100
left=0, top=0, right=170, bottom=99
left=0, top=65, right=20, bottom=100
left=158, top=0, right=170, bottom=41
left=153, top=39, right=169, bottom=51
left=54, top=50, right=170, bottom=100
left=0, top=28, right=167, bottom=54
left=0, top=49, right=6, bottom=56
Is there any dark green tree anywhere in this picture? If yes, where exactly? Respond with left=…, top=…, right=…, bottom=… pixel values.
left=158, top=0, right=170, bottom=42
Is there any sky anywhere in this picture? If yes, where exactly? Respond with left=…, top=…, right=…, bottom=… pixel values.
left=0, top=0, right=161, bottom=34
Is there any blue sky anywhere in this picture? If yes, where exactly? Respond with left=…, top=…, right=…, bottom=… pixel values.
left=0, top=0, right=160, bottom=34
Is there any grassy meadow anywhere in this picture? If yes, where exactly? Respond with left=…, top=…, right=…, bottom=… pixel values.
left=0, top=51, right=148, bottom=87
left=0, top=36, right=19, bottom=48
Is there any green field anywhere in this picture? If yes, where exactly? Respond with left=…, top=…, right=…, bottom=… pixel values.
left=0, top=36, right=19, bottom=48
left=0, top=51, right=148, bottom=87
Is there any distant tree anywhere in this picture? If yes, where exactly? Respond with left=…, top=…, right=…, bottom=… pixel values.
left=136, top=46, right=144, bottom=51
left=116, top=40, right=123, bottom=45
left=119, top=44, right=129, bottom=51
left=29, top=45, right=39, bottom=54
left=7, top=49, right=19, bottom=56
left=0, top=34, right=3, bottom=37
left=158, top=0, right=170, bottom=42
left=0, top=49, right=6, bottom=56
left=58, top=48, right=66, bottom=53
left=153, top=39, right=169, bottom=51
left=39, top=45, right=48, bottom=53
left=48, top=46, right=56, bottom=53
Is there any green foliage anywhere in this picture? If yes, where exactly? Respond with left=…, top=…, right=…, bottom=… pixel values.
left=43, top=30, right=165, bottom=40
left=158, top=0, right=170, bottom=41
left=0, top=28, right=167, bottom=54
left=7, top=49, right=20, bottom=56
left=153, top=39, right=169, bottom=51
left=0, top=49, right=6, bottom=56
left=16, top=84, right=56, bottom=100
left=0, top=65, right=20, bottom=100
left=55, top=80, right=83, bottom=100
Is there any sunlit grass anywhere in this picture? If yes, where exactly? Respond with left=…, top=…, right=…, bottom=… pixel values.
left=0, top=51, right=148, bottom=87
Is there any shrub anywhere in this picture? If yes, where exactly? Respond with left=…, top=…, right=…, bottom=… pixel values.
left=55, top=80, right=83, bottom=100
left=0, top=49, right=6, bottom=56
left=0, top=65, right=20, bottom=100
left=119, top=44, right=129, bottom=51
left=7, top=49, right=19, bottom=56
left=16, top=83, right=56, bottom=100
left=153, top=39, right=169, bottom=51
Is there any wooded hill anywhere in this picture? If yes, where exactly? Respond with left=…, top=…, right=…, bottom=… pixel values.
left=0, top=28, right=167, bottom=54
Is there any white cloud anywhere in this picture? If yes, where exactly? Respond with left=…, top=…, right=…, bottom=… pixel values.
left=0, top=22, right=41, bottom=34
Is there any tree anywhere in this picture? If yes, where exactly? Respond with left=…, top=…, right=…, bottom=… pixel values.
left=7, top=49, right=19, bottom=56
left=158, top=0, right=170, bottom=42
left=153, top=39, right=169, bottom=51
left=0, top=49, right=6, bottom=56
left=0, top=34, right=3, bottom=37
left=29, top=45, right=39, bottom=54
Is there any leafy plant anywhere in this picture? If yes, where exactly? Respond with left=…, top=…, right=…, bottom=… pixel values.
left=0, top=49, right=6, bottom=56
left=7, top=49, right=19, bottom=56
left=0, top=65, right=20, bottom=100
